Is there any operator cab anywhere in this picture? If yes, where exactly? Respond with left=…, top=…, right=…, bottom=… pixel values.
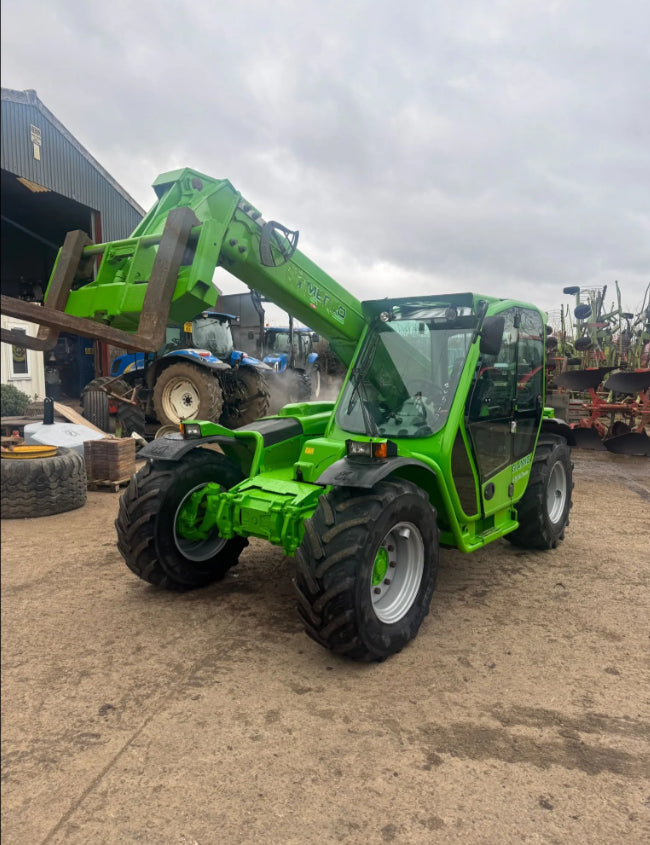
left=337, top=301, right=477, bottom=438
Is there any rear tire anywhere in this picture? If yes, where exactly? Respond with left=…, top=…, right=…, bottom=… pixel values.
left=310, top=365, right=321, bottom=399
left=222, top=368, right=270, bottom=428
left=294, top=479, right=439, bottom=661
left=297, top=372, right=312, bottom=401
left=116, top=401, right=147, bottom=438
left=152, top=362, right=223, bottom=427
left=116, top=450, right=247, bottom=589
left=505, top=435, right=573, bottom=549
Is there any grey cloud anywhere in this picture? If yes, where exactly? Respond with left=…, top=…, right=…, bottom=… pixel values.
left=1, top=0, right=648, bottom=312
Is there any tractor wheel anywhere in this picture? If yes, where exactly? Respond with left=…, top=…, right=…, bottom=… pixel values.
left=1, top=447, right=87, bottom=519
left=81, top=375, right=113, bottom=400
left=82, top=389, right=110, bottom=431
left=294, top=479, right=439, bottom=661
left=310, top=366, right=321, bottom=399
left=115, top=450, right=248, bottom=590
left=152, top=362, right=223, bottom=427
left=222, top=368, right=270, bottom=428
left=297, top=366, right=321, bottom=401
left=82, top=377, right=131, bottom=431
left=296, top=372, right=312, bottom=401
left=116, top=401, right=147, bottom=438
left=505, top=435, right=573, bottom=550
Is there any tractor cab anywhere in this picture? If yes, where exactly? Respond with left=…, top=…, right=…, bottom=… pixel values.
left=263, top=326, right=318, bottom=373
left=163, top=312, right=239, bottom=361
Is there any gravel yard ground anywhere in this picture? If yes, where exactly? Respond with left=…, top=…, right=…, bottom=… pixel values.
left=1, top=449, right=649, bottom=845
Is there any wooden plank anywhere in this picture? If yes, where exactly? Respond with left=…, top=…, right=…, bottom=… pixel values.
left=0, top=296, right=163, bottom=353
left=52, top=402, right=111, bottom=436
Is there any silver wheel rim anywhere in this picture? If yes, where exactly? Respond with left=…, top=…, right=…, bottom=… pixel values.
left=547, top=460, right=567, bottom=524
left=371, top=521, right=424, bottom=624
left=162, top=378, right=200, bottom=423
left=174, top=483, right=226, bottom=561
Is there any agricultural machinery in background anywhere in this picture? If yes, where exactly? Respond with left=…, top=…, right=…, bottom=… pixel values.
left=82, top=311, right=271, bottom=437
left=217, top=290, right=345, bottom=404
left=262, top=322, right=321, bottom=401
left=545, top=282, right=650, bottom=454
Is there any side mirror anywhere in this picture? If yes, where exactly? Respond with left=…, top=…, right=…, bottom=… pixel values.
left=480, top=316, right=505, bottom=356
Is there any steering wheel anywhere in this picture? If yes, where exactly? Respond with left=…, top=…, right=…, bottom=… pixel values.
left=408, top=379, right=443, bottom=405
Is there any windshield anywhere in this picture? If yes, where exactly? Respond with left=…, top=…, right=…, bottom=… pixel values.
left=336, top=318, right=475, bottom=438
left=190, top=316, right=234, bottom=357
left=269, top=332, right=294, bottom=354
left=268, top=331, right=311, bottom=356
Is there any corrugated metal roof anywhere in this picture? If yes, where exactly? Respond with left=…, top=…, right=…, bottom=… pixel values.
left=1, top=88, right=144, bottom=240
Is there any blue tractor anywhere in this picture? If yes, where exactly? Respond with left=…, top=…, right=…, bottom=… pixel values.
left=262, top=323, right=321, bottom=401
left=82, top=312, right=271, bottom=435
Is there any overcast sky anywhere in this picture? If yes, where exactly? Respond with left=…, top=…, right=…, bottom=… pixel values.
left=2, top=0, right=649, bottom=322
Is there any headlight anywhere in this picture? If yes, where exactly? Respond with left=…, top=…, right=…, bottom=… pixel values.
left=180, top=422, right=202, bottom=439
left=346, top=439, right=397, bottom=461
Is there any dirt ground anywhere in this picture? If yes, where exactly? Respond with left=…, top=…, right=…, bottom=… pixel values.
left=1, top=450, right=649, bottom=845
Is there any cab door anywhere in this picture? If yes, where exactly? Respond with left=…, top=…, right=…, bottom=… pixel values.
left=466, top=307, right=544, bottom=514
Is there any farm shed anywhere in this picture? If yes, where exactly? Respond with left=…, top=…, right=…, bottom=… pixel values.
left=1, top=87, right=144, bottom=401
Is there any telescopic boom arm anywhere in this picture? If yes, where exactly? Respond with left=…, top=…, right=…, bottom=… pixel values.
left=1, top=167, right=366, bottom=364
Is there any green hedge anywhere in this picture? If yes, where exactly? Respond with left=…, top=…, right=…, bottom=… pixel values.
left=1, top=384, right=32, bottom=416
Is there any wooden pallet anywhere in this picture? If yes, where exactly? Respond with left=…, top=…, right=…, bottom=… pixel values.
left=87, top=475, right=132, bottom=493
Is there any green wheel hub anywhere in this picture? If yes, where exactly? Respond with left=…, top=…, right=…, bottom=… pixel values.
left=176, top=488, right=210, bottom=541
left=372, top=547, right=389, bottom=586
left=173, top=482, right=225, bottom=561
left=370, top=521, right=425, bottom=624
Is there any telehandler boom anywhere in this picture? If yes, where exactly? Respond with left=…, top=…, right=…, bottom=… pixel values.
left=1, top=167, right=365, bottom=365
left=1, top=167, right=575, bottom=661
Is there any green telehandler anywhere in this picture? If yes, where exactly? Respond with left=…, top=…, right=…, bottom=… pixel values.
left=1, top=167, right=575, bottom=661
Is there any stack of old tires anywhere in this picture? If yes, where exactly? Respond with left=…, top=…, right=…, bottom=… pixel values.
left=1, top=445, right=87, bottom=519
left=1, top=398, right=87, bottom=519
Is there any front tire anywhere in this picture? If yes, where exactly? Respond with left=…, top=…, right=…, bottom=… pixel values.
left=294, top=479, right=439, bottom=661
left=506, top=435, right=574, bottom=549
left=152, top=362, right=223, bottom=427
left=115, top=450, right=248, bottom=589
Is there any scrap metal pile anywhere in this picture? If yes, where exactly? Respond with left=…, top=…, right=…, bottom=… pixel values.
left=547, top=282, right=650, bottom=455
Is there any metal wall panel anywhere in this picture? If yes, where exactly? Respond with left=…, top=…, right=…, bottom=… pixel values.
left=1, top=89, right=144, bottom=240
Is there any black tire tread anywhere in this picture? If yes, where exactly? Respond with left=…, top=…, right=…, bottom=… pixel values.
left=506, top=435, right=574, bottom=549
left=1, top=447, right=87, bottom=519
left=115, top=450, right=247, bottom=590
left=83, top=390, right=110, bottom=431
left=82, top=377, right=132, bottom=431
left=294, top=479, right=438, bottom=661
left=116, top=402, right=147, bottom=437
left=222, top=368, right=271, bottom=428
